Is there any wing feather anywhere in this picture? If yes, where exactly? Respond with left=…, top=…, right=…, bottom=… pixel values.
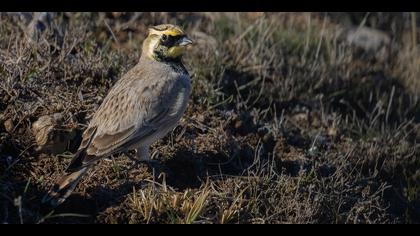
left=67, top=65, right=189, bottom=168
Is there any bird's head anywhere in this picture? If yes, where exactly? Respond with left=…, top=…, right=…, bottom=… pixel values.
left=142, top=24, right=193, bottom=62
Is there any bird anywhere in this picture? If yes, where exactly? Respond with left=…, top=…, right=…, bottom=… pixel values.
left=42, top=24, right=194, bottom=207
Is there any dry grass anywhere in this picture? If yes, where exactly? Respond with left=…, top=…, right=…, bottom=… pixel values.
left=1, top=12, right=420, bottom=224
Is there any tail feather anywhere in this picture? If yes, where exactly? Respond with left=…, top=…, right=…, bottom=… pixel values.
left=42, top=166, right=89, bottom=207
left=42, top=148, right=92, bottom=207
left=43, top=127, right=99, bottom=207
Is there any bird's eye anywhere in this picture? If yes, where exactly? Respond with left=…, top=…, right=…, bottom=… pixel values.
left=161, top=34, right=168, bottom=41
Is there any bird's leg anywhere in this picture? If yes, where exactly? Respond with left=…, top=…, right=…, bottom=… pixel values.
left=130, top=146, right=159, bottom=166
left=132, top=146, right=164, bottom=179
left=135, top=146, right=151, bottom=162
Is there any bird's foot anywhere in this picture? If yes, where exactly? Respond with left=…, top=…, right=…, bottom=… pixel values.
left=128, top=151, right=161, bottom=170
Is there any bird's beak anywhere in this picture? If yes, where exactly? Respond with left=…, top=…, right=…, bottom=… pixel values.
left=178, top=36, right=193, bottom=46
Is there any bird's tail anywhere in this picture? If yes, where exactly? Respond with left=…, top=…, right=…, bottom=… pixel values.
left=42, top=148, right=91, bottom=207
left=42, top=166, right=89, bottom=207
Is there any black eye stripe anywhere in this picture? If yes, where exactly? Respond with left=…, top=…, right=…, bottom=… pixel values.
left=171, top=35, right=182, bottom=41
left=161, top=35, right=184, bottom=46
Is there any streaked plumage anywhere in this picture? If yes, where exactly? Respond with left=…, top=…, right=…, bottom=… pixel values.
left=43, top=24, right=193, bottom=207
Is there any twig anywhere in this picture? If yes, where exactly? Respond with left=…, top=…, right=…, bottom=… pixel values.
left=385, top=85, right=395, bottom=124
left=104, top=19, right=120, bottom=48
left=411, top=12, right=417, bottom=49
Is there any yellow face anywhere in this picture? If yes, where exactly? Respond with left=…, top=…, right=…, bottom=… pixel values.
left=143, top=24, right=193, bottom=61
left=167, top=45, right=185, bottom=58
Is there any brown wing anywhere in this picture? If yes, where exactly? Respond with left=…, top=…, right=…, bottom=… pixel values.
left=66, top=68, right=187, bottom=170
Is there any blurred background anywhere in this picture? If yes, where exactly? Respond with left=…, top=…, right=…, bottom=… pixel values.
left=0, top=12, right=419, bottom=223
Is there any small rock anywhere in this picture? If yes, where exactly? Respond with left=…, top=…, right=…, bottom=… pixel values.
left=32, top=115, right=55, bottom=147
left=32, top=113, right=78, bottom=154
left=346, top=26, right=391, bottom=52
left=345, top=26, right=391, bottom=61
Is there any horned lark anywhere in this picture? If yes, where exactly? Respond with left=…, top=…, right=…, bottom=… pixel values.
left=43, top=24, right=193, bottom=207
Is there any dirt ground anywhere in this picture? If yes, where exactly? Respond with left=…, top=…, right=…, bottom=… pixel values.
left=1, top=12, right=420, bottom=224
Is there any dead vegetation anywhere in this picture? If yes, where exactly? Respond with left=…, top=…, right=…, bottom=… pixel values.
left=1, top=12, right=420, bottom=224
